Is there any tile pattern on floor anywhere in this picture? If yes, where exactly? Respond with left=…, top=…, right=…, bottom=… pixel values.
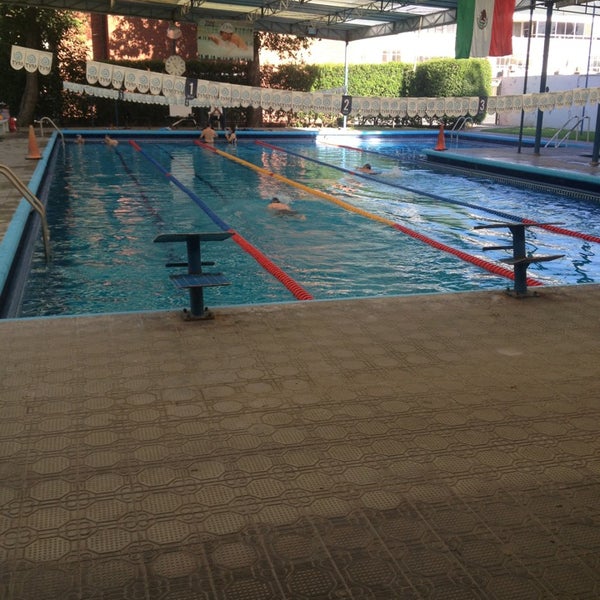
left=1, top=286, right=599, bottom=599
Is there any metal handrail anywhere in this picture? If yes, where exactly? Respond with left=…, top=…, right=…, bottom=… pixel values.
left=168, top=116, right=198, bottom=129
left=544, top=115, right=591, bottom=148
left=35, top=117, right=65, bottom=150
left=449, top=116, right=473, bottom=147
left=0, top=164, right=50, bottom=261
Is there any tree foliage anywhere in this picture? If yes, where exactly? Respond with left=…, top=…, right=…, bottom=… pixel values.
left=108, top=17, right=198, bottom=60
left=413, top=58, right=491, bottom=99
left=287, top=62, right=414, bottom=97
left=0, top=5, right=87, bottom=125
left=259, top=32, right=312, bottom=62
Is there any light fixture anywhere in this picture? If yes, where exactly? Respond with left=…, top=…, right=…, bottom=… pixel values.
left=166, top=23, right=182, bottom=40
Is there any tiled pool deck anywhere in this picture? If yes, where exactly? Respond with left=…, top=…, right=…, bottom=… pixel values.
left=1, top=129, right=600, bottom=599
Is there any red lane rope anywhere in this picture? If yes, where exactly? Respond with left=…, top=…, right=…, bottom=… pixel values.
left=322, top=140, right=600, bottom=245
left=321, top=141, right=367, bottom=153
left=256, top=141, right=545, bottom=287
left=230, top=231, right=314, bottom=300
left=522, top=219, right=600, bottom=244
left=195, top=140, right=217, bottom=152
left=193, top=142, right=314, bottom=300
left=391, top=223, right=542, bottom=286
left=257, top=140, right=283, bottom=151
left=134, top=139, right=314, bottom=302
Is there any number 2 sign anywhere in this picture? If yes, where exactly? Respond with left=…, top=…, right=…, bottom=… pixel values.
left=341, top=95, right=352, bottom=116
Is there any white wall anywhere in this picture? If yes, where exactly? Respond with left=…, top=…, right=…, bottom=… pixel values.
left=496, top=74, right=600, bottom=130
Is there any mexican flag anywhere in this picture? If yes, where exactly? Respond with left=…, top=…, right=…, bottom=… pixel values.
left=455, top=0, right=515, bottom=59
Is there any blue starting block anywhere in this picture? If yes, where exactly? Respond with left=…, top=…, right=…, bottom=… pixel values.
left=154, top=232, right=232, bottom=319
left=475, top=221, right=564, bottom=297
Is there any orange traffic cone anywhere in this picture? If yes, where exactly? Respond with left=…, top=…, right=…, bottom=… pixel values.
left=26, top=125, right=42, bottom=160
left=434, top=124, right=446, bottom=151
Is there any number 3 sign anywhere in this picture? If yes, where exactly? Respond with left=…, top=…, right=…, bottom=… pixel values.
left=477, top=96, right=488, bottom=115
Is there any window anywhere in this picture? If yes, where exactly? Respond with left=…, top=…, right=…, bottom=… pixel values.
left=382, top=50, right=402, bottom=63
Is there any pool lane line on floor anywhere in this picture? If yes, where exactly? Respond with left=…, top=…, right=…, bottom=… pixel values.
left=152, top=143, right=228, bottom=200
left=197, top=141, right=543, bottom=288
left=318, top=140, right=600, bottom=245
left=112, top=147, right=166, bottom=226
left=128, top=140, right=314, bottom=301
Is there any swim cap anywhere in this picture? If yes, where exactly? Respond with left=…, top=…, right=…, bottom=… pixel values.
left=220, top=23, right=235, bottom=33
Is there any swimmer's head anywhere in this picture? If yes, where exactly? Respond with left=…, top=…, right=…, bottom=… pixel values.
left=271, top=197, right=280, bottom=203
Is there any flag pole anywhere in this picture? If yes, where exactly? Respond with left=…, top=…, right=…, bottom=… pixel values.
left=518, top=0, right=536, bottom=154
left=533, top=1, right=554, bottom=156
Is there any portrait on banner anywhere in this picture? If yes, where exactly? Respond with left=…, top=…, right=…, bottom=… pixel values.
left=197, top=19, right=254, bottom=60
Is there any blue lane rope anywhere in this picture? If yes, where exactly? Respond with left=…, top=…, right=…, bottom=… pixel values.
left=129, top=141, right=230, bottom=231
left=257, top=140, right=530, bottom=221
left=128, top=140, right=314, bottom=301
left=257, top=140, right=600, bottom=244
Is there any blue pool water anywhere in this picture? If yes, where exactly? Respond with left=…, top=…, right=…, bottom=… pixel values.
left=19, top=135, right=600, bottom=317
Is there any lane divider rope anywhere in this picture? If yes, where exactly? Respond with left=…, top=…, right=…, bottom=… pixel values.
left=320, top=140, right=600, bottom=245
left=129, top=140, right=313, bottom=301
left=244, top=141, right=543, bottom=287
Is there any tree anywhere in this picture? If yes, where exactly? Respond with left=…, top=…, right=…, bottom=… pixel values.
left=0, top=5, right=85, bottom=125
left=108, top=16, right=198, bottom=61
left=247, top=31, right=312, bottom=127
left=87, top=16, right=312, bottom=127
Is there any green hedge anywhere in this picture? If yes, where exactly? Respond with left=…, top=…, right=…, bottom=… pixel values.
left=261, top=59, right=491, bottom=127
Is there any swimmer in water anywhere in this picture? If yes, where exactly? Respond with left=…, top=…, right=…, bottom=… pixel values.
left=267, top=197, right=306, bottom=220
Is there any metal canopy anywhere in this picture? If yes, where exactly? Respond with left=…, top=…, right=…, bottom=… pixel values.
left=4, top=0, right=545, bottom=43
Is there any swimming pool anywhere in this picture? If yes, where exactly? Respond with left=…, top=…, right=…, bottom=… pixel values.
left=15, top=132, right=600, bottom=317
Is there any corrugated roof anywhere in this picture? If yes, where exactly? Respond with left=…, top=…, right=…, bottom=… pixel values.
left=4, top=0, right=545, bottom=43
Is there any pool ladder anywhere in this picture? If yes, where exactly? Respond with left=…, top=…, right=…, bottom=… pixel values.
left=544, top=115, right=590, bottom=148
left=34, top=117, right=65, bottom=151
left=0, top=164, right=50, bottom=261
left=449, top=116, right=473, bottom=147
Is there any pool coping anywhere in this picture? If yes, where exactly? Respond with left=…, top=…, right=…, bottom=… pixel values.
left=0, top=133, right=55, bottom=317
left=422, top=148, right=600, bottom=196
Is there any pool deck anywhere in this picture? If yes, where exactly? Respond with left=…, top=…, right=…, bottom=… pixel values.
left=0, top=130, right=49, bottom=242
left=1, top=129, right=600, bottom=599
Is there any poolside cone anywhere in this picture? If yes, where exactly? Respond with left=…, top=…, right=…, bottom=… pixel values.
left=26, top=125, right=42, bottom=160
left=434, top=124, right=446, bottom=151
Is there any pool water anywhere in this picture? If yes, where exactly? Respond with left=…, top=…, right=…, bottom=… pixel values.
left=20, top=136, right=600, bottom=317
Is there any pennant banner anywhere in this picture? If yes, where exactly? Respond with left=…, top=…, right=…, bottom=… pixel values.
left=98, top=64, right=113, bottom=87
left=73, top=63, right=600, bottom=120
left=24, top=51, right=39, bottom=73
left=111, top=66, right=125, bottom=89
left=162, top=76, right=176, bottom=97
left=137, top=73, right=150, bottom=94
left=149, top=74, right=163, bottom=95
left=10, top=45, right=25, bottom=70
left=37, top=51, right=53, bottom=75
left=11, top=45, right=53, bottom=74
left=124, top=68, right=137, bottom=92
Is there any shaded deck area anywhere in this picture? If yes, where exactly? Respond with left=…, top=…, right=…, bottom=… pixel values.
left=2, top=285, right=600, bottom=599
